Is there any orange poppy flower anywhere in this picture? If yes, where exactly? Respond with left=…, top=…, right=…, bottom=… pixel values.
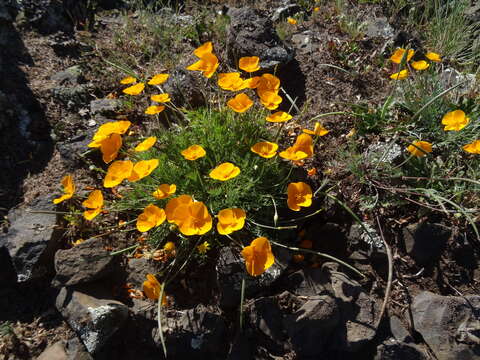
left=279, top=133, right=314, bottom=161
left=390, top=69, right=409, bottom=80
left=122, top=83, right=145, bottom=95
left=172, top=201, right=212, bottom=236
left=82, top=190, right=103, bottom=220
left=411, top=60, right=429, bottom=71
left=302, top=122, right=329, bottom=136
left=53, top=174, right=75, bottom=204
left=407, top=141, right=432, bottom=157
left=186, top=53, right=219, bottom=78
left=134, top=137, right=157, bottom=152
left=193, top=41, right=213, bottom=58
left=99, top=133, right=122, bottom=163
left=150, top=94, right=170, bottom=103
left=243, top=76, right=260, bottom=89
left=287, top=182, right=313, bottom=211
left=145, top=105, right=165, bottom=115
left=128, top=159, right=159, bottom=182
left=152, top=184, right=177, bottom=200
left=239, top=56, right=260, bottom=73
left=258, top=90, right=282, bottom=110
left=120, top=76, right=136, bottom=84
left=104, top=160, right=134, bottom=188
left=165, top=195, right=194, bottom=224
left=250, top=141, right=278, bottom=158
left=148, top=74, right=169, bottom=85
left=287, top=17, right=297, bottom=25
left=441, top=110, right=469, bottom=131
left=217, top=208, right=246, bottom=235
left=227, top=93, right=254, bottom=113
left=137, top=204, right=166, bottom=232
left=241, top=237, right=275, bottom=276
left=425, top=52, right=441, bottom=62
left=209, top=162, right=241, bottom=181
left=463, top=140, right=480, bottom=154
left=257, top=73, right=280, bottom=93
left=389, top=48, right=414, bottom=64
left=181, top=144, right=206, bottom=160
left=218, top=73, right=246, bottom=91
left=266, top=111, right=292, bottom=123
left=142, top=274, right=167, bottom=304
left=88, top=120, right=131, bottom=148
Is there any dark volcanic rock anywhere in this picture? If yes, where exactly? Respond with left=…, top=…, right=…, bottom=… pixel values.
left=53, top=238, right=117, bottom=287
left=1, top=196, right=62, bottom=282
left=389, top=315, right=413, bottom=343
left=89, top=98, right=120, bottom=116
left=402, top=222, right=451, bottom=265
left=412, top=291, right=480, bottom=360
left=162, top=68, right=206, bottom=109
left=56, top=286, right=128, bottom=354
left=37, top=337, right=93, bottom=360
left=227, top=7, right=294, bottom=69
left=16, top=0, right=73, bottom=34
left=374, top=340, right=427, bottom=360
left=155, top=305, right=228, bottom=359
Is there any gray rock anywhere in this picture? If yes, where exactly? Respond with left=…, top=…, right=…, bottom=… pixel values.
left=402, top=222, right=451, bottom=265
left=89, top=99, right=120, bottom=116
left=374, top=340, right=427, bottom=360
left=326, top=263, right=379, bottom=351
left=56, top=287, right=128, bottom=354
left=215, top=246, right=285, bottom=309
left=126, top=258, right=158, bottom=289
left=53, top=238, right=117, bottom=287
left=287, top=294, right=340, bottom=357
left=226, top=7, right=294, bottom=69
left=389, top=315, right=413, bottom=343
left=412, top=291, right=480, bottom=360
left=282, top=268, right=326, bottom=296
left=162, top=68, right=206, bottom=109
left=16, top=0, right=73, bottom=34
left=0, top=246, right=16, bottom=285
left=36, top=337, right=93, bottom=360
left=439, top=68, right=477, bottom=97
left=156, top=305, right=228, bottom=358
left=1, top=196, right=62, bottom=282
left=365, top=141, right=403, bottom=165
left=51, top=65, right=84, bottom=86
left=365, top=17, right=394, bottom=39
left=52, top=84, right=90, bottom=110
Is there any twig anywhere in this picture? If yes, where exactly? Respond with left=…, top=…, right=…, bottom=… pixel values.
left=375, top=216, right=393, bottom=329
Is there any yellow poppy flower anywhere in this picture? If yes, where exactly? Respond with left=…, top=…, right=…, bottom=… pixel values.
left=197, top=241, right=210, bottom=254
left=82, top=190, right=103, bottom=220
left=145, top=105, right=165, bottom=115
left=302, top=122, right=329, bottom=136
left=217, top=208, right=246, bottom=235
left=389, top=48, right=414, bottom=64
left=242, top=76, right=260, bottom=89
left=165, top=195, right=194, bottom=224
left=313, top=7, right=320, bottom=11
left=407, top=141, right=432, bottom=157
left=250, top=141, right=278, bottom=158
left=186, top=53, right=219, bottom=78
left=218, top=73, right=246, bottom=91
left=120, top=76, right=136, bottom=84
left=53, top=174, right=75, bottom=204
left=181, top=144, right=206, bottom=160
left=287, top=17, right=297, bottom=25
left=137, top=204, right=166, bottom=232
left=142, top=274, right=167, bottom=304
left=150, top=93, right=170, bottom=103
left=390, top=69, right=409, bottom=80
left=279, top=133, right=314, bottom=161
left=241, top=237, right=275, bottom=276
left=239, top=56, right=260, bottom=73
left=104, top=160, right=134, bottom=188
left=128, top=159, right=159, bottom=182
left=266, top=111, right=292, bottom=123
left=134, top=137, right=157, bottom=152
left=425, top=52, right=441, bottom=62
left=463, top=140, right=480, bottom=154
left=193, top=41, right=213, bottom=58
left=258, top=90, right=282, bottom=110
left=287, top=182, right=313, bottom=211
left=170, top=201, right=212, bottom=236
left=411, top=60, right=430, bottom=71
left=153, top=184, right=177, bottom=200
left=209, top=162, right=241, bottom=181
left=148, top=74, right=169, bottom=86
left=441, top=110, right=470, bottom=131
left=227, top=93, right=254, bottom=113
left=122, top=83, right=145, bottom=95
left=100, top=133, right=122, bottom=163
left=257, top=73, right=280, bottom=92
left=88, top=120, right=131, bottom=148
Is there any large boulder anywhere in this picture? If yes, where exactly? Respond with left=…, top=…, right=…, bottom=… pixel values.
left=412, top=291, right=480, bottom=360
left=36, top=337, right=93, bottom=360
left=226, top=7, right=294, bottom=69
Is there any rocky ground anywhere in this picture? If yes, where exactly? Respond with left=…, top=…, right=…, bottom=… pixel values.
left=1, top=0, right=479, bottom=359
